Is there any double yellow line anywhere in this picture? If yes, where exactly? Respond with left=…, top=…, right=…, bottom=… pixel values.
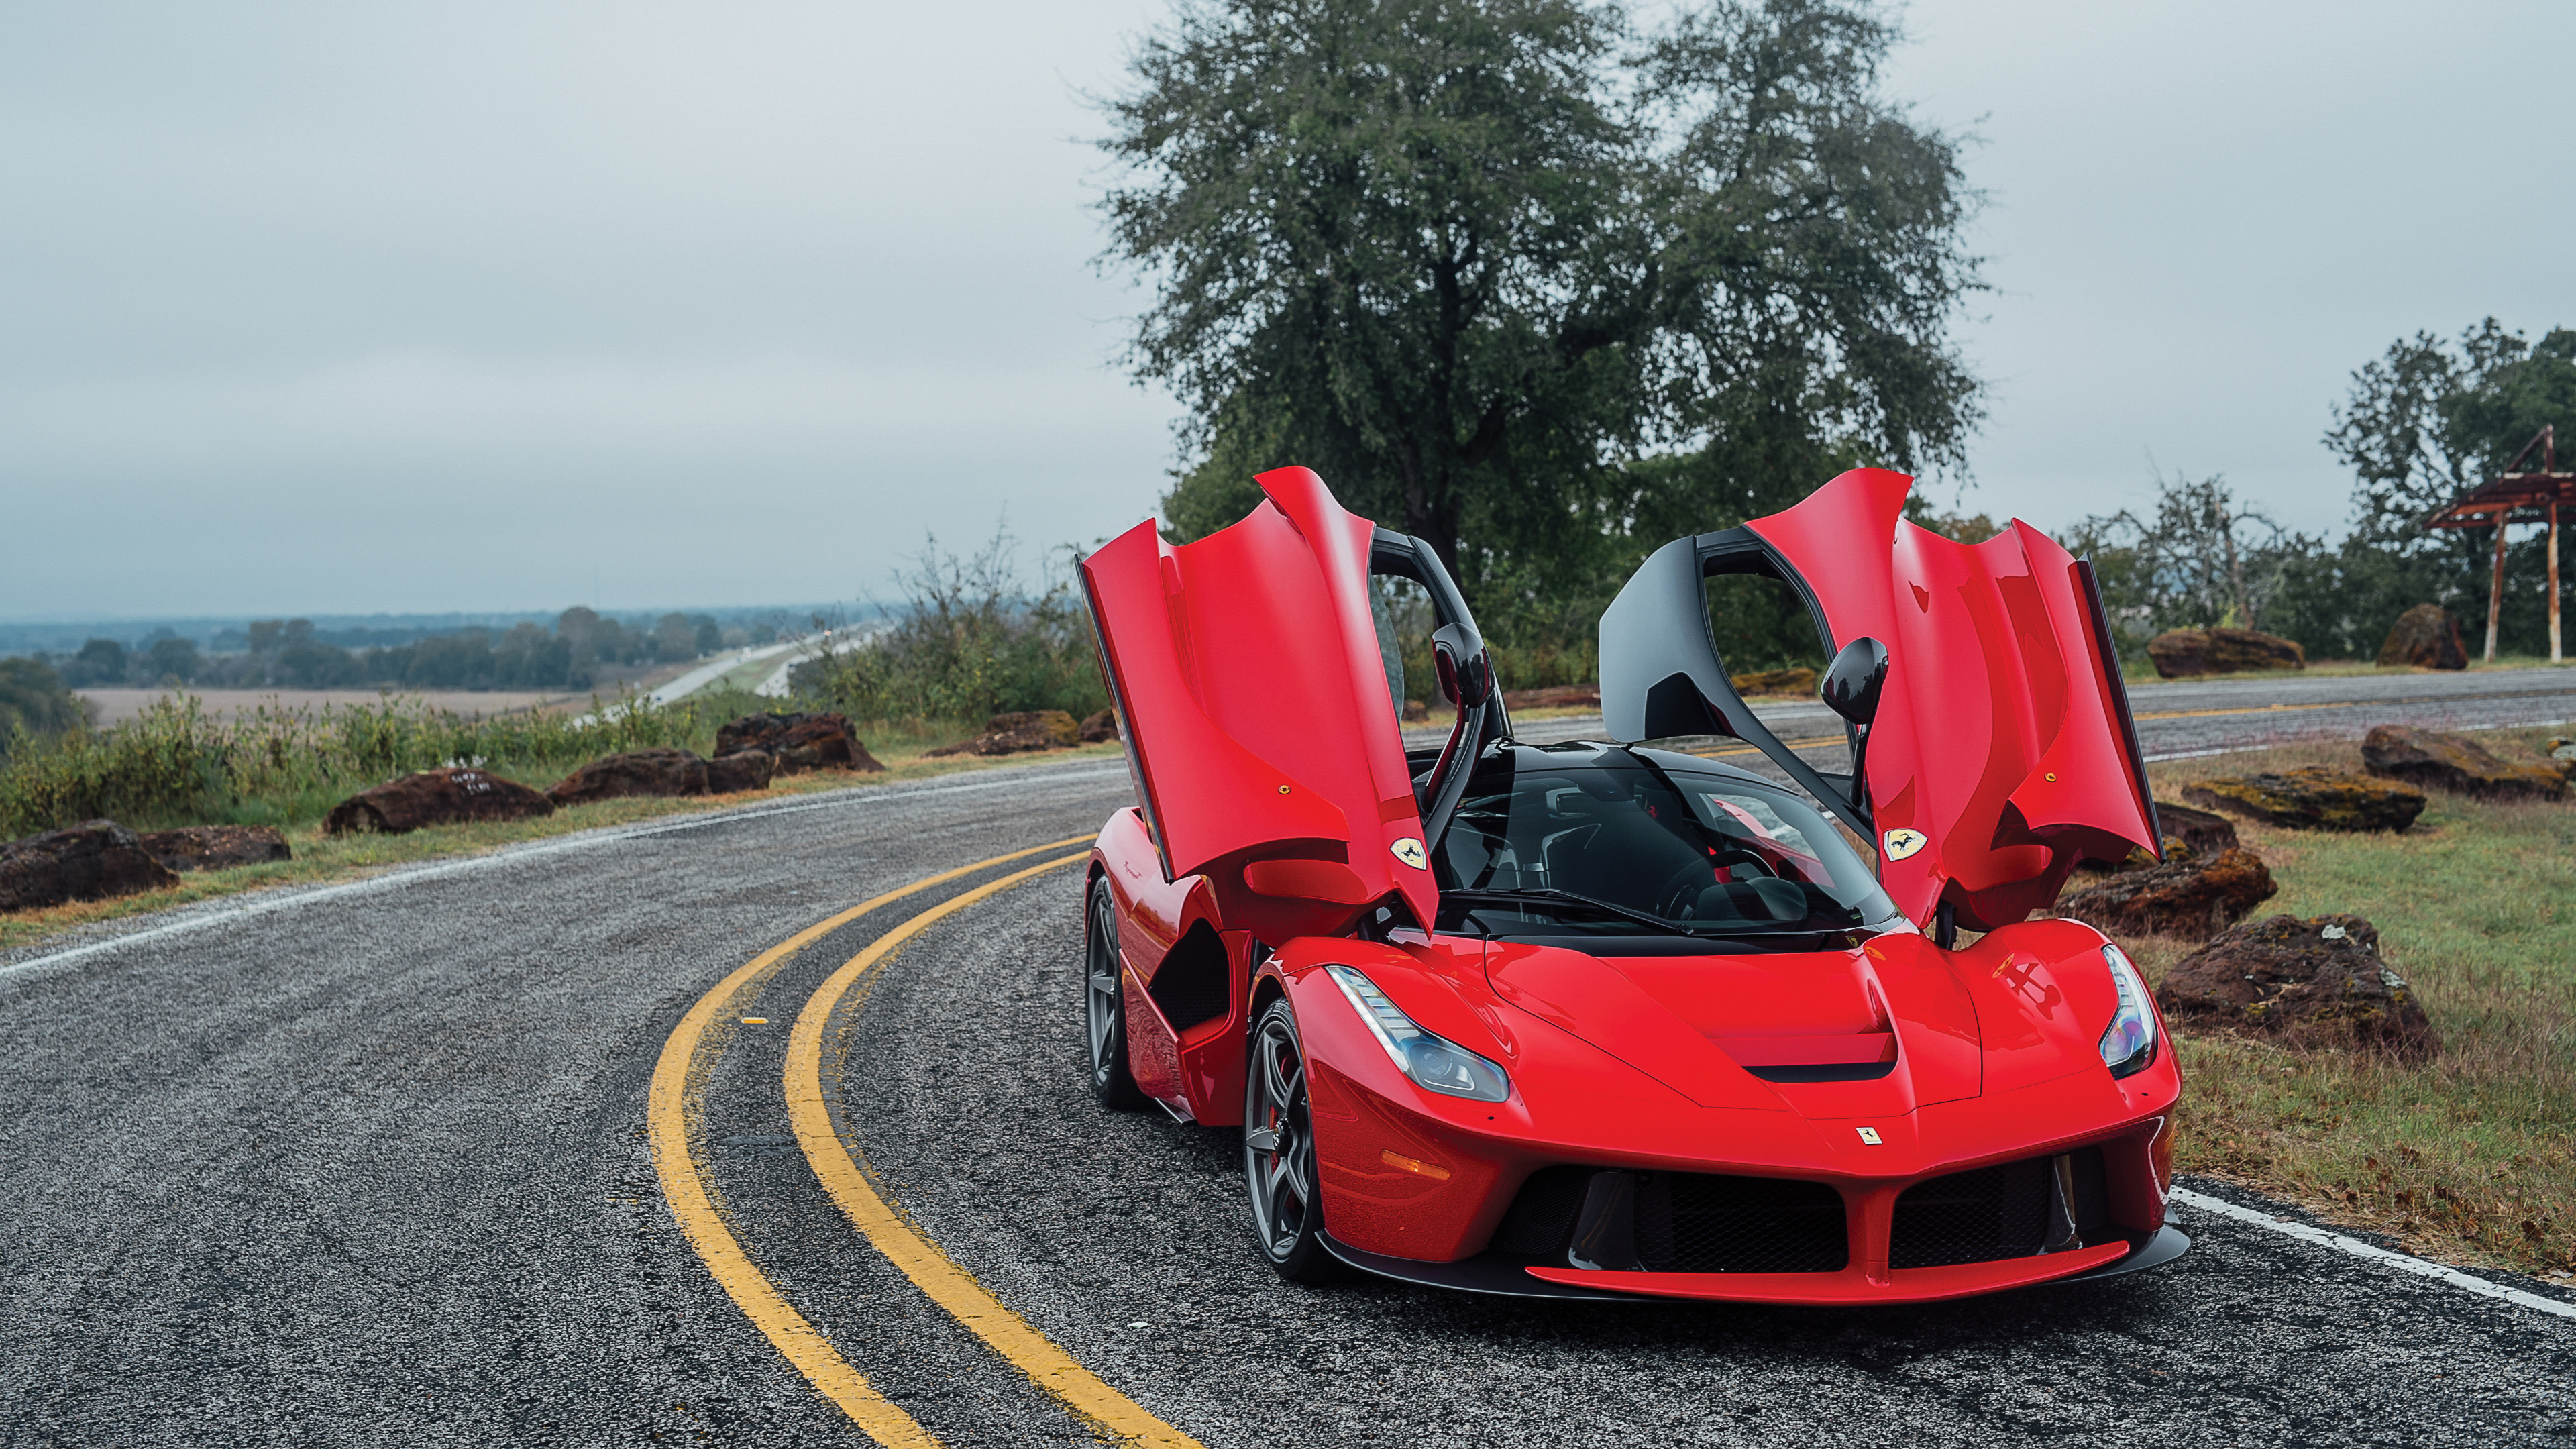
left=647, top=839, right=1202, bottom=1448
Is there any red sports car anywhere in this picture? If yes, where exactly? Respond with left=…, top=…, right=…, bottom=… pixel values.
left=1075, top=465, right=2184, bottom=1303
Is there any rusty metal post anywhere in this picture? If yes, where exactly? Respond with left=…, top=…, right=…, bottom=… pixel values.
left=2551, top=500, right=2563, bottom=663
left=2487, top=515, right=2510, bottom=663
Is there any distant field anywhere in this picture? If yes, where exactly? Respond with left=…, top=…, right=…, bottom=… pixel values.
left=78, top=688, right=574, bottom=724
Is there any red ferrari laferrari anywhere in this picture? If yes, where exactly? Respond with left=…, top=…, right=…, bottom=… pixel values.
left=1075, top=465, right=2185, bottom=1303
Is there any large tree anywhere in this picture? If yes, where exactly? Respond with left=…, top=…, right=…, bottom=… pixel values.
left=1099, top=0, right=1984, bottom=625
left=2295, top=320, right=2576, bottom=657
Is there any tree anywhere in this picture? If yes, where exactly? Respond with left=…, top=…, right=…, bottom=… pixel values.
left=1103, top=0, right=1983, bottom=623
left=0, top=657, right=89, bottom=752
left=2064, top=471, right=2311, bottom=643
left=2310, top=320, right=2576, bottom=657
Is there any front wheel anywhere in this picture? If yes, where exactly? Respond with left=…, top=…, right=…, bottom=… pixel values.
left=1243, top=997, right=1343, bottom=1283
left=1085, top=875, right=1147, bottom=1110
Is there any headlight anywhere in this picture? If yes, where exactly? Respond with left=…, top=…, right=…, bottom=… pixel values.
left=2098, top=943, right=2158, bottom=1078
left=1323, top=964, right=1511, bottom=1102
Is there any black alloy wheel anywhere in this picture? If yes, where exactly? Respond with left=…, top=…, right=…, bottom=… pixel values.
left=1085, top=875, right=1148, bottom=1110
left=1243, top=996, right=1342, bottom=1282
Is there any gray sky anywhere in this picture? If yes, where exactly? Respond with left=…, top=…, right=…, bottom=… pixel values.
left=3, top=1, right=2568, bottom=620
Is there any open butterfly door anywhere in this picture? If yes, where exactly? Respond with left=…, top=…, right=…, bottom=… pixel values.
left=1079, top=466, right=1441, bottom=942
left=1600, top=468, right=2159, bottom=931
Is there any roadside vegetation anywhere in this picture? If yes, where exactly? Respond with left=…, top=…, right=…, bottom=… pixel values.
left=2127, top=728, right=2576, bottom=1279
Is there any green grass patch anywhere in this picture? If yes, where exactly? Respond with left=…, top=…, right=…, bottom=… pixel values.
left=2123, top=727, right=2576, bottom=1279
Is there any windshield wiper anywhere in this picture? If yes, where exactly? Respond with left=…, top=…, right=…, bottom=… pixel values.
left=1443, top=886, right=1763, bottom=938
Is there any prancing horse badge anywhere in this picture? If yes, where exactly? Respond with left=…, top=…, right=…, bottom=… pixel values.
left=1856, top=1126, right=1884, bottom=1146
left=1390, top=837, right=1428, bottom=870
left=1882, top=828, right=1928, bottom=861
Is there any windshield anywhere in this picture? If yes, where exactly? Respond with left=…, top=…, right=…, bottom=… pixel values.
left=1433, top=746, right=1898, bottom=939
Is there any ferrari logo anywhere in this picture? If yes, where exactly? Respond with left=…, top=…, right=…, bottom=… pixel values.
left=1856, top=1126, right=1884, bottom=1146
left=1390, top=837, right=1428, bottom=870
left=1882, top=828, right=1928, bottom=861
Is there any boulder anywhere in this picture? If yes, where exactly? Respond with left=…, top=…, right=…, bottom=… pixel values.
left=928, top=710, right=1082, bottom=757
left=2057, top=846, right=2278, bottom=941
left=2361, top=724, right=2564, bottom=802
left=2184, top=767, right=2425, bottom=833
left=714, top=711, right=886, bottom=773
left=547, top=748, right=709, bottom=806
left=2157, top=913, right=2436, bottom=1058
left=706, top=750, right=777, bottom=794
left=1077, top=710, right=1120, bottom=743
left=1502, top=685, right=1602, bottom=710
left=0, top=820, right=180, bottom=911
left=324, top=769, right=555, bottom=835
left=1729, top=667, right=1819, bottom=697
left=137, top=825, right=291, bottom=873
left=2146, top=627, right=2306, bottom=678
left=2153, top=801, right=2241, bottom=859
left=1402, top=700, right=1431, bottom=722
left=2376, top=604, right=2469, bottom=671
left=2077, top=800, right=2241, bottom=875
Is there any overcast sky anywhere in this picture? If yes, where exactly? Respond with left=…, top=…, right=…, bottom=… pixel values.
left=3, top=1, right=2568, bottom=621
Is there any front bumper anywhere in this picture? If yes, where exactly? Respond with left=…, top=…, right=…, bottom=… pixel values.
left=1320, top=1224, right=2190, bottom=1303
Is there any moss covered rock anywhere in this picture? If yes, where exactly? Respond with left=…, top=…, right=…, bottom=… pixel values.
left=2145, top=627, right=2306, bottom=678
left=2058, top=845, right=2277, bottom=941
left=2362, top=724, right=2563, bottom=802
left=2183, top=766, right=2424, bottom=832
left=2159, top=913, right=2436, bottom=1059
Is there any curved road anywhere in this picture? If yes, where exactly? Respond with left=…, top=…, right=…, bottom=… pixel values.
left=6, top=668, right=2575, bottom=1445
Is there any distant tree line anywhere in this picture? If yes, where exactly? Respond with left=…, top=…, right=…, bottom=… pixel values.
left=25, top=609, right=767, bottom=694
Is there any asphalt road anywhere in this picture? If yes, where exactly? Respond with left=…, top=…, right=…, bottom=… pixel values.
left=6, top=667, right=2575, bottom=1446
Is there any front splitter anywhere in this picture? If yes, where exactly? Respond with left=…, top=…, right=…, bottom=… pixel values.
left=1318, top=1225, right=2190, bottom=1304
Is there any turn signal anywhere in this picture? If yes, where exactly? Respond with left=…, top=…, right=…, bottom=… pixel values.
left=1380, top=1150, right=1453, bottom=1181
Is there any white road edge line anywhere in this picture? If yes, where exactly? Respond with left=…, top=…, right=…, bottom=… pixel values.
left=2170, top=1187, right=2575, bottom=1321
left=0, top=759, right=1128, bottom=984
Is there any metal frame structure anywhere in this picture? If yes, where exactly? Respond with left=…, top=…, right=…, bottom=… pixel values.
left=2424, top=425, right=2576, bottom=662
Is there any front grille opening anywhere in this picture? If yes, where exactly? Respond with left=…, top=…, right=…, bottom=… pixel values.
left=1890, top=1146, right=2110, bottom=1269
left=1489, top=1165, right=1847, bottom=1273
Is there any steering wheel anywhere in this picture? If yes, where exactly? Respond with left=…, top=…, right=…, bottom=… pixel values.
left=1652, top=849, right=1777, bottom=918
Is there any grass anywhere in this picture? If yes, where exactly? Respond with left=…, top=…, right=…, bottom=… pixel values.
left=2108, top=727, right=2576, bottom=1279
left=2120, top=653, right=2576, bottom=684
left=0, top=733, right=1125, bottom=957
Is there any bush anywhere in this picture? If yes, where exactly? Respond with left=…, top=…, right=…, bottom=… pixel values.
left=0, top=687, right=763, bottom=839
left=792, top=532, right=1108, bottom=727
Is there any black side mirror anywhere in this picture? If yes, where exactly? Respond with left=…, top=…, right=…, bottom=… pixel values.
left=1820, top=637, right=1889, bottom=726
left=1432, top=623, right=1493, bottom=708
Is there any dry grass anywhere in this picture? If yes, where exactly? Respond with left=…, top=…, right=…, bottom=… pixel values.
left=0, top=738, right=1123, bottom=957
left=2112, top=726, right=2576, bottom=1279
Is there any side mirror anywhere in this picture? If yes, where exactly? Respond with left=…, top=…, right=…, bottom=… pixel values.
left=1431, top=623, right=1493, bottom=708
left=1820, top=637, right=1889, bottom=726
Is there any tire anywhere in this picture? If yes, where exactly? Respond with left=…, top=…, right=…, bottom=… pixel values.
left=1243, top=996, right=1345, bottom=1283
left=1084, top=875, right=1149, bottom=1110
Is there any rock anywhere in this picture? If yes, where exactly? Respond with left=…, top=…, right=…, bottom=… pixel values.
left=2376, top=604, right=2469, bottom=670
left=706, top=750, right=777, bottom=794
left=1078, top=710, right=1120, bottom=743
left=714, top=711, right=885, bottom=774
left=1402, top=700, right=1430, bottom=722
left=1502, top=685, right=1602, bottom=710
left=2145, top=627, right=2306, bottom=678
left=1729, top=667, right=1819, bottom=697
left=0, top=820, right=181, bottom=911
left=2058, top=846, right=2278, bottom=941
left=547, top=748, right=709, bottom=806
left=2157, top=914, right=2436, bottom=1058
left=2076, top=800, right=2241, bottom=875
left=2184, top=767, right=2425, bottom=833
left=2361, top=723, right=2564, bottom=801
left=927, top=710, right=1082, bottom=757
left=137, top=825, right=291, bottom=873
left=324, top=769, right=555, bottom=835
left=2152, top=801, right=2241, bottom=858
